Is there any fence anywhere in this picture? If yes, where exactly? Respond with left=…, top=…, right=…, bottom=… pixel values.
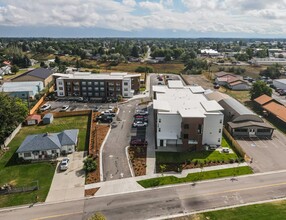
left=0, top=185, right=38, bottom=195
left=1, top=124, right=22, bottom=149
left=223, top=128, right=249, bottom=161
left=42, top=110, right=92, bottom=118
left=179, top=73, right=190, bottom=85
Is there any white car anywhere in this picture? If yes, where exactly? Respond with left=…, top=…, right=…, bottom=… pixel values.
left=132, top=121, right=148, bottom=128
left=40, top=104, right=51, bottom=111
left=60, top=158, right=70, bottom=171
left=60, top=105, right=69, bottom=112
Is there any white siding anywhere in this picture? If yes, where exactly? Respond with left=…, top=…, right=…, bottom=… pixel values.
left=122, top=79, right=133, bottom=97
left=56, top=79, right=65, bottom=96
left=157, top=113, right=182, bottom=146
left=202, top=113, right=224, bottom=146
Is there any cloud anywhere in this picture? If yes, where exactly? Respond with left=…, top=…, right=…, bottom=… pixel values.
left=0, top=0, right=286, bottom=36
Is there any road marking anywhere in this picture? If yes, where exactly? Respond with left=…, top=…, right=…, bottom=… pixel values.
left=32, top=211, right=83, bottom=220
left=109, top=155, right=114, bottom=158
left=120, top=173, right=124, bottom=178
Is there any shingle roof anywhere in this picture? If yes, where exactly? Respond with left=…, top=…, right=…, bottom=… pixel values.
left=16, top=129, right=79, bottom=153
left=228, top=121, right=273, bottom=129
left=254, top=94, right=273, bottom=105
left=13, top=68, right=53, bottom=80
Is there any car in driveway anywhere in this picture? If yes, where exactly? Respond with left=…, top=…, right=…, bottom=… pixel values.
left=130, top=138, right=148, bottom=146
left=59, top=105, right=70, bottom=112
left=59, top=158, right=70, bottom=171
left=132, top=121, right=148, bottom=128
left=40, top=104, right=51, bottom=111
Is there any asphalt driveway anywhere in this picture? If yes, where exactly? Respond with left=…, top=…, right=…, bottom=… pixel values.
left=45, top=152, right=85, bottom=203
left=237, top=129, right=286, bottom=173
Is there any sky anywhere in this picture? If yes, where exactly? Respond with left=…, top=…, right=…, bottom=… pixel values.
left=0, top=0, right=286, bottom=38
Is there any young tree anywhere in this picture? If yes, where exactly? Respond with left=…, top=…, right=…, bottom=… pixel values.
left=83, top=157, right=97, bottom=172
left=250, top=81, right=272, bottom=100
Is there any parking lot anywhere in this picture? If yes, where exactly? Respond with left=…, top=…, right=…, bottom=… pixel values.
left=237, top=129, right=286, bottom=172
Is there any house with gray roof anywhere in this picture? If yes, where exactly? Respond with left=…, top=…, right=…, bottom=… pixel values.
left=11, top=68, right=54, bottom=87
left=16, top=129, right=79, bottom=160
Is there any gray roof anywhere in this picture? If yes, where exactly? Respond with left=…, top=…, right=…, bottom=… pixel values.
left=16, top=129, right=79, bottom=153
left=43, top=113, right=53, bottom=119
left=228, top=121, right=273, bottom=129
left=13, top=68, right=53, bottom=80
left=219, top=97, right=263, bottom=123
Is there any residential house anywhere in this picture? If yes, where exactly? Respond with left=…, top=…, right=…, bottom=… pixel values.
left=0, top=81, right=44, bottom=99
left=214, top=72, right=250, bottom=90
left=153, top=80, right=224, bottom=151
left=16, top=129, right=79, bottom=160
left=11, top=68, right=54, bottom=87
left=0, top=65, right=11, bottom=76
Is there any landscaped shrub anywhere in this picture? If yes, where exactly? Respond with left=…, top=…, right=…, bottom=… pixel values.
left=83, top=156, right=97, bottom=172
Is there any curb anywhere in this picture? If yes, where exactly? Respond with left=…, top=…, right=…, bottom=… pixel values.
left=125, top=146, right=135, bottom=177
left=99, top=127, right=112, bottom=182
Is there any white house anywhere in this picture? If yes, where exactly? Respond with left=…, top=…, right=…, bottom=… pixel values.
left=153, top=80, right=224, bottom=151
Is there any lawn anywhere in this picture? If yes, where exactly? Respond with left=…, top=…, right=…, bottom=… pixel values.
left=156, top=137, right=239, bottom=165
left=179, top=200, right=286, bottom=220
left=219, top=87, right=250, bottom=103
left=0, top=116, right=89, bottom=207
left=138, top=166, right=253, bottom=188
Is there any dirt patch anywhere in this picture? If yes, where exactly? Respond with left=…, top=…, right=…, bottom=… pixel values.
left=182, top=74, right=213, bottom=89
left=85, top=187, right=100, bottom=197
left=86, top=112, right=110, bottom=184
left=128, top=146, right=147, bottom=176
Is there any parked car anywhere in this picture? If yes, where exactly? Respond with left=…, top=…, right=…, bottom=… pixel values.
left=60, top=158, right=70, bottom=171
left=101, top=110, right=116, bottom=117
left=130, top=139, right=148, bottom=146
left=132, top=121, right=148, bottom=128
left=222, top=148, right=230, bottom=153
left=134, top=115, right=148, bottom=122
left=59, top=105, right=69, bottom=112
left=278, top=89, right=286, bottom=96
left=40, top=104, right=51, bottom=111
left=95, top=115, right=113, bottom=123
left=94, top=105, right=102, bottom=112
left=135, top=109, right=149, bottom=116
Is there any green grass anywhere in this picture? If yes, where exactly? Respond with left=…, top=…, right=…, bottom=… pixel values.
left=182, top=200, right=286, bottom=220
left=0, top=116, right=89, bottom=208
left=138, top=166, right=253, bottom=188
left=156, top=138, right=238, bottom=164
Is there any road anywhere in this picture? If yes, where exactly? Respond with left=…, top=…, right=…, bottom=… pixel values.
left=102, top=100, right=139, bottom=181
left=2, top=171, right=286, bottom=220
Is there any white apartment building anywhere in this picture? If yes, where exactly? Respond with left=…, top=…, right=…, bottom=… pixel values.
left=153, top=81, right=224, bottom=151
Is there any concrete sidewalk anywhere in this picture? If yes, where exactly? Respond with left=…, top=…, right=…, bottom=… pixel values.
left=85, top=162, right=248, bottom=197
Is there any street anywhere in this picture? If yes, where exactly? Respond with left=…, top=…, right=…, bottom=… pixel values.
left=2, top=170, right=286, bottom=220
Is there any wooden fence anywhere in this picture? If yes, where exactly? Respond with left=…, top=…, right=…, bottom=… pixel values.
left=47, top=110, right=92, bottom=118
left=223, top=128, right=250, bottom=161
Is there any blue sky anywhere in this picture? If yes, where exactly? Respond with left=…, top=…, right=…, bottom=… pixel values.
left=0, top=0, right=286, bottom=38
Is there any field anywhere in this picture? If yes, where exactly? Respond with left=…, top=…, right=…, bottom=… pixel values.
left=0, top=116, right=89, bottom=207
left=174, top=200, right=286, bottom=220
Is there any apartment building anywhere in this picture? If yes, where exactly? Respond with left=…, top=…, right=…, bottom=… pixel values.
left=54, top=72, right=141, bottom=99
left=153, top=81, right=224, bottom=151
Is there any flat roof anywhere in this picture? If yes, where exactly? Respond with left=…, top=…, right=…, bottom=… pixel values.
left=153, top=83, right=223, bottom=118
left=54, top=72, right=141, bottom=80
left=168, top=80, right=184, bottom=89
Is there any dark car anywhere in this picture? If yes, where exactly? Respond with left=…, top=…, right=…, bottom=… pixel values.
left=95, top=115, right=113, bottom=123
left=278, top=89, right=286, bottom=96
left=130, top=139, right=148, bottom=146
left=134, top=115, right=148, bottom=122
left=214, top=84, right=220, bottom=89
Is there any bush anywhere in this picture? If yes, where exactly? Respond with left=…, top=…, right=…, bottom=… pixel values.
left=89, top=212, right=106, bottom=220
left=83, top=156, right=97, bottom=172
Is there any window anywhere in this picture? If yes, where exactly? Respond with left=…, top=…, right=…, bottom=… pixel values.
left=58, top=81, right=63, bottom=85
left=198, top=124, right=202, bottom=134
left=257, top=129, right=270, bottom=133
left=183, top=134, right=188, bottom=139
left=116, top=82, right=121, bottom=86
left=82, top=92, right=87, bottom=96
left=82, top=81, right=86, bottom=86
left=218, top=138, right=221, bottom=142
left=158, top=128, right=161, bottom=132
left=100, top=81, right=104, bottom=86
left=100, top=92, right=105, bottom=97
left=219, top=129, right=221, bottom=133
left=100, top=87, right=105, bottom=91
left=59, top=92, right=64, bottom=96
left=82, top=87, right=87, bottom=91
left=88, top=87, right=92, bottom=91
left=184, top=124, right=189, bottom=129
left=234, top=128, right=247, bottom=132
left=94, top=87, right=99, bottom=91
left=88, top=92, right=93, bottom=96
left=108, top=82, right=114, bottom=86
left=66, top=82, right=71, bottom=86
left=94, top=81, right=99, bottom=86
left=124, top=88, right=128, bottom=91
left=24, top=152, right=31, bottom=157
left=124, top=93, right=128, bottom=96
left=88, top=82, right=92, bottom=86
left=159, top=118, right=161, bottom=123
left=219, top=119, right=222, bottom=124
left=94, top=92, right=99, bottom=96
left=21, top=93, right=25, bottom=97
left=59, top=87, right=63, bottom=90
left=51, top=150, right=57, bottom=154
left=124, top=82, right=128, bottom=86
